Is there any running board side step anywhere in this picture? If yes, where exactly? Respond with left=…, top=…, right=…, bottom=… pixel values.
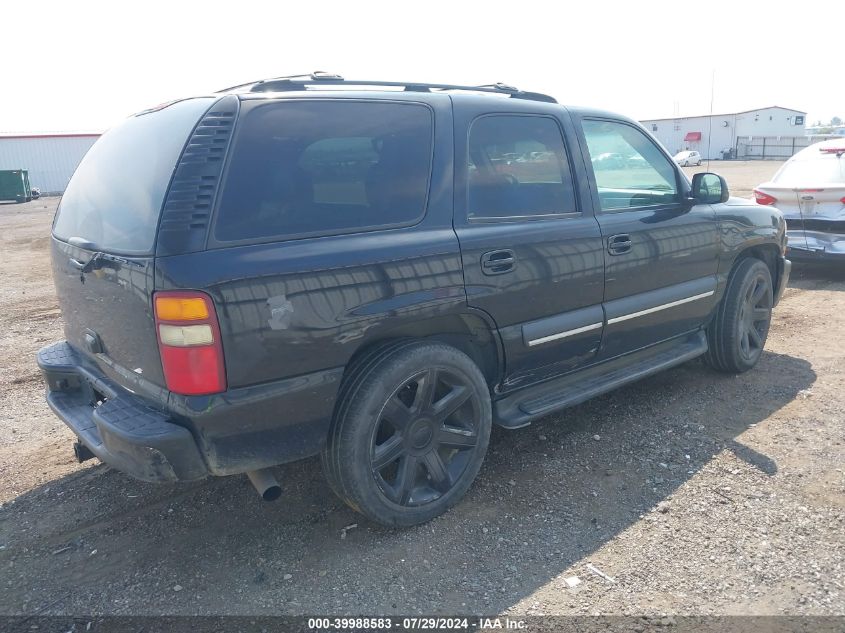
left=494, top=332, right=708, bottom=429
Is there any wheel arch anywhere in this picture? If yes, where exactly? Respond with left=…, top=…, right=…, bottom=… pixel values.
left=344, top=311, right=503, bottom=390
left=733, top=242, right=780, bottom=288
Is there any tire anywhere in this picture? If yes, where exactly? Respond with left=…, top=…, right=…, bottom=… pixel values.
left=322, top=341, right=492, bottom=526
left=705, top=258, right=773, bottom=373
left=319, top=338, right=419, bottom=500
left=696, top=160, right=702, bottom=166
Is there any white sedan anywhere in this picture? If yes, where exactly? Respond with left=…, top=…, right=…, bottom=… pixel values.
left=674, top=150, right=702, bottom=166
left=754, top=138, right=845, bottom=262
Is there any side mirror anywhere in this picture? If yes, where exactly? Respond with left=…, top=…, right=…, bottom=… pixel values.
left=691, top=172, right=729, bottom=204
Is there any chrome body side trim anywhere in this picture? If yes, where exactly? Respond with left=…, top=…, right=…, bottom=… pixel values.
left=607, top=291, right=715, bottom=325
left=527, top=322, right=603, bottom=347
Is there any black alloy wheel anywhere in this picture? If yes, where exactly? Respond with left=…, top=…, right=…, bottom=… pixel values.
left=371, top=367, right=481, bottom=507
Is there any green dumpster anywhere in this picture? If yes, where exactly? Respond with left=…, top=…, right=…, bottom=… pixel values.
left=0, top=169, right=33, bottom=203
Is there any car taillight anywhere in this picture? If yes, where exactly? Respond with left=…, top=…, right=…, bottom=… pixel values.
left=841, top=196, right=845, bottom=205
left=753, top=190, right=777, bottom=205
left=154, top=291, right=226, bottom=395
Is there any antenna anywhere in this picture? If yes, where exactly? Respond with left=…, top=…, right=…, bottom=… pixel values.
left=706, top=69, right=715, bottom=170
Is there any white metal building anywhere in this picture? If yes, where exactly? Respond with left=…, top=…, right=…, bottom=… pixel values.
left=0, top=133, right=100, bottom=194
left=640, top=106, right=807, bottom=160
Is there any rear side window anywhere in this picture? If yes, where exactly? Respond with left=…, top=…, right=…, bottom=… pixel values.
left=468, top=115, right=577, bottom=219
left=214, top=101, right=433, bottom=242
left=53, top=98, right=213, bottom=254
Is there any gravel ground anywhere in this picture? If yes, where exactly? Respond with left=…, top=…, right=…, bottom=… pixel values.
left=680, top=159, right=782, bottom=199
left=0, top=165, right=842, bottom=617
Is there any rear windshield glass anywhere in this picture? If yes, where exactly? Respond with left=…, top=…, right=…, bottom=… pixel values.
left=774, top=154, right=845, bottom=185
left=214, top=100, right=433, bottom=242
left=53, top=98, right=213, bottom=254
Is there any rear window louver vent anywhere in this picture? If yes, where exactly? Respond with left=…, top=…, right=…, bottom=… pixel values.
left=156, top=95, right=239, bottom=256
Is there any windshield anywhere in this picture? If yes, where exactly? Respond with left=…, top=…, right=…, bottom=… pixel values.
left=53, top=97, right=213, bottom=254
left=773, top=154, right=845, bottom=185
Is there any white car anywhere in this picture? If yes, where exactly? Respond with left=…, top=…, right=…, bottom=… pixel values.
left=754, top=138, right=845, bottom=262
left=674, top=150, right=702, bottom=167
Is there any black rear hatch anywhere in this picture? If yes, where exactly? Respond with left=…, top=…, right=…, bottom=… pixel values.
left=51, top=97, right=215, bottom=390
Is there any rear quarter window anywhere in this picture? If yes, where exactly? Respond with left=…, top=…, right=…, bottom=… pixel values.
left=213, top=100, right=434, bottom=243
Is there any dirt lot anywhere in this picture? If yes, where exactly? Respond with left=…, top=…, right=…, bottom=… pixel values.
left=1, top=161, right=843, bottom=617
left=680, top=160, right=780, bottom=199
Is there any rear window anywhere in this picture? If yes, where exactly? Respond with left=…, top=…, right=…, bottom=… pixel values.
left=214, top=100, right=433, bottom=243
left=53, top=98, right=213, bottom=255
left=774, top=154, right=845, bottom=185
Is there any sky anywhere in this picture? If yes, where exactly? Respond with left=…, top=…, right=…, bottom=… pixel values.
left=1, top=0, right=840, bottom=133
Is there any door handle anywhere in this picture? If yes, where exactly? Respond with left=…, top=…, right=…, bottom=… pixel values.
left=481, top=249, right=516, bottom=275
left=607, top=234, right=632, bottom=255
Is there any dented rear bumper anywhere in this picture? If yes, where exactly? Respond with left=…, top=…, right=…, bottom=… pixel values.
left=37, top=341, right=208, bottom=482
left=786, top=225, right=845, bottom=262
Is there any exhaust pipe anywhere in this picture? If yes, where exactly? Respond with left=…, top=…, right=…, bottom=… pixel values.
left=246, top=469, right=282, bottom=502
left=73, top=441, right=95, bottom=463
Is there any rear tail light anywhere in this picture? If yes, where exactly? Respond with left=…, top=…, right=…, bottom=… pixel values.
left=841, top=196, right=845, bottom=205
left=753, top=190, right=777, bottom=205
left=820, top=147, right=845, bottom=154
left=154, top=291, right=226, bottom=395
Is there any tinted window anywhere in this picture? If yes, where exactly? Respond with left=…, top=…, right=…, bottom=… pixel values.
left=467, top=115, right=576, bottom=219
left=54, top=98, right=213, bottom=254
left=582, top=119, right=680, bottom=211
left=214, top=101, right=433, bottom=242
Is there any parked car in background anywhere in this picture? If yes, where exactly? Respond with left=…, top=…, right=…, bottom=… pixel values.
left=38, top=75, right=790, bottom=527
left=30, top=187, right=41, bottom=200
left=592, top=152, right=626, bottom=169
left=674, top=150, right=702, bottom=167
left=754, top=138, right=845, bottom=262
left=625, top=154, right=648, bottom=169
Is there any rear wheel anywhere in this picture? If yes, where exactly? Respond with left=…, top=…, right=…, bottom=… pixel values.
left=705, top=258, right=773, bottom=373
left=322, top=342, right=492, bottom=526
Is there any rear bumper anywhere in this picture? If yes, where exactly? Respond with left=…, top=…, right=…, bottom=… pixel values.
left=37, top=341, right=208, bottom=482
left=787, top=229, right=845, bottom=262
left=38, top=340, right=343, bottom=481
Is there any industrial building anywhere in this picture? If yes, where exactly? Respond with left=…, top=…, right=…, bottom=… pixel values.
left=0, top=132, right=100, bottom=194
left=640, top=106, right=808, bottom=160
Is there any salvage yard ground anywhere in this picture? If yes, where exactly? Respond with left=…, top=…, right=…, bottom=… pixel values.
left=0, top=161, right=842, bottom=616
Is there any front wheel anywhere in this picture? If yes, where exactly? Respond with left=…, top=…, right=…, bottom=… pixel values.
left=705, top=258, right=773, bottom=373
left=322, top=342, right=492, bottom=526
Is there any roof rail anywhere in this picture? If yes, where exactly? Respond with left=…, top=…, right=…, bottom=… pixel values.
left=216, top=73, right=558, bottom=104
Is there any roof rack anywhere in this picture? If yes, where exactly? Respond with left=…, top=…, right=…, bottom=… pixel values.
left=216, top=72, right=557, bottom=104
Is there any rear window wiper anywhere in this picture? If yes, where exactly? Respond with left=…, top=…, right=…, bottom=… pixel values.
left=69, top=251, right=105, bottom=273
left=66, top=237, right=140, bottom=272
left=68, top=236, right=100, bottom=250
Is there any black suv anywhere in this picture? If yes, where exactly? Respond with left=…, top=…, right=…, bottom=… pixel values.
left=38, top=75, right=790, bottom=526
